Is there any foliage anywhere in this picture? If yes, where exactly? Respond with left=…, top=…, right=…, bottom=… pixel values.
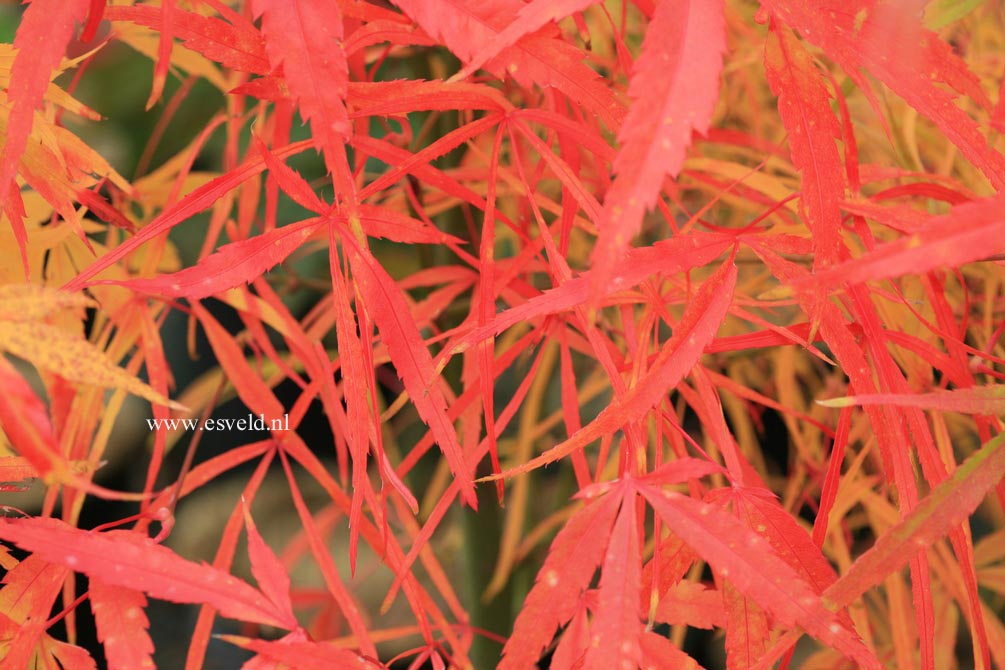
left=1, top=1, right=1004, bottom=669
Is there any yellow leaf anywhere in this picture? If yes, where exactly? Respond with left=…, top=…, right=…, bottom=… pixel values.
left=0, top=45, right=102, bottom=120
left=0, top=320, right=184, bottom=410
left=0, top=284, right=94, bottom=322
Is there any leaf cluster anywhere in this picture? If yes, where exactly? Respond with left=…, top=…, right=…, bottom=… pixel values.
left=1, top=1, right=1004, bottom=669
